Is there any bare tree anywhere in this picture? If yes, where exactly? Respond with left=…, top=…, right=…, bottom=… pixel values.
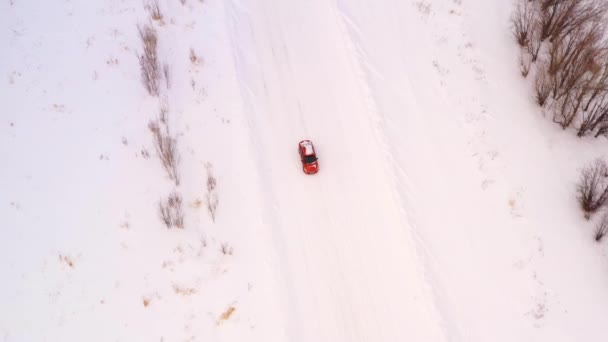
left=578, top=159, right=608, bottom=217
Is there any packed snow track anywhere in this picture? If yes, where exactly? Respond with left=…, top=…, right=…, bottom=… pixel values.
left=225, top=0, right=447, bottom=341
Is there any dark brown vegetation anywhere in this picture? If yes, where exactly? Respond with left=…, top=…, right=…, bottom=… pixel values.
left=512, top=0, right=608, bottom=137
left=577, top=159, right=608, bottom=217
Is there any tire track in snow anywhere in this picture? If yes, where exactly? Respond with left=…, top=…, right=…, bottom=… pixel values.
left=332, top=2, right=451, bottom=341
left=222, top=1, right=300, bottom=340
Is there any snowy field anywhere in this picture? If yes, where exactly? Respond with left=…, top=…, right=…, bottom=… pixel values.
left=2, top=0, right=608, bottom=341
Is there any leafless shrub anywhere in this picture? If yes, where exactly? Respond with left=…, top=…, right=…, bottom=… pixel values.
left=548, top=25, right=604, bottom=99
left=595, top=212, right=608, bottom=241
left=205, top=163, right=218, bottom=222
left=138, top=24, right=160, bottom=97
left=158, top=99, right=169, bottom=124
left=540, top=0, right=582, bottom=42
left=577, top=90, right=608, bottom=136
left=146, top=0, right=163, bottom=21
left=158, top=191, right=184, bottom=228
left=582, top=60, right=608, bottom=111
left=541, top=0, right=606, bottom=43
left=196, top=235, right=207, bottom=256
left=220, top=242, right=233, bottom=255
left=552, top=90, right=579, bottom=128
left=149, top=117, right=180, bottom=186
left=512, top=0, right=535, bottom=47
left=520, top=51, right=532, bottom=77
left=535, top=64, right=552, bottom=106
left=578, top=159, right=608, bottom=217
left=526, top=18, right=543, bottom=62
left=514, top=0, right=608, bottom=134
left=163, top=63, right=170, bottom=89
left=189, top=48, right=200, bottom=65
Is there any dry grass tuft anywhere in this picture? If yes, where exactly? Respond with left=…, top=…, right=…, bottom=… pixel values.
left=220, top=242, right=233, bottom=256
left=146, top=0, right=163, bottom=21
left=173, top=284, right=197, bottom=296
left=217, top=306, right=236, bottom=324
left=149, top=117, right=180, bottom=186
left=159, top=192, right=184, bottom=228
left=138, top=24, right=160, bottom=96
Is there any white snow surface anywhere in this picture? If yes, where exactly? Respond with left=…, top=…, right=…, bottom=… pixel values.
left=3, top=0, right=608, bottom=341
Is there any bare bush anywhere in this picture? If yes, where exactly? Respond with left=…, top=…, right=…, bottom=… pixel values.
left=205, top=164, right=218, bottom=222
left=146, top=0, right=163, bottom=21
left=149, top=117, right=180, bottom=186
left=163, top=63, right=170, bottom=89
left=189, top=48, right=200, bottom=65
left=548, top=25, right=604, bottom=99
left=541, top=0, right=606, bottom=43
left=541, top=0, right=583, bottom=42
left=577, top=90, right=608, bottom=136
left=552, top=90, right=579, bottom=128
left=578, top=159, right=608, bottom=217
left=159, top=192, right=184, bottom=228
left=220, top=242, right=233, bottom=255
left=582, top=60, right=608, bottom=111
left=159, top=99, right=169, bottom=124
left=526, top=18, right=543, bottom=62
left=515, top=0, right=608, bottom=134
left=512, top=0, right=536, bottom=47
left=535, top=64, right=552, bottom=106
left=520, top=51, right=532, bottom=77
left=595, top=212, right=608, bottom=241
left=549, top=26, right=606, bottom=128
left=138, top=24, right=160, bottom=97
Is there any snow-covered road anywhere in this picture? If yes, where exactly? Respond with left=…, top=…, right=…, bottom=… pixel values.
left=225, top=0, right=447, bottom=340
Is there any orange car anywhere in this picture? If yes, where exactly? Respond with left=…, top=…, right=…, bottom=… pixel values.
left=298, top=140, right=319, bottom=174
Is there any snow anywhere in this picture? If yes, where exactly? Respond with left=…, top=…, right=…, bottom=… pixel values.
left=300, top=141, right=314, bottom=156
left=2, top=0, right=608, bottom=341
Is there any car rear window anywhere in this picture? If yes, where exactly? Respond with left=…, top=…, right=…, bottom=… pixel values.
left=303, top=155, right=317, bottom=163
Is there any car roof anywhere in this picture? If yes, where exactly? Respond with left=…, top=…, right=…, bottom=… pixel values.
left=300, top=140, right=315, bottom=155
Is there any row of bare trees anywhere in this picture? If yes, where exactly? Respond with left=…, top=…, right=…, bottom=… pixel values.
left=512, top=0, right=608, bottom=138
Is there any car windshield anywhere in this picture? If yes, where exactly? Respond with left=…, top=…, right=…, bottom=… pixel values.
left=303, top=155, right=317, bottom=164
